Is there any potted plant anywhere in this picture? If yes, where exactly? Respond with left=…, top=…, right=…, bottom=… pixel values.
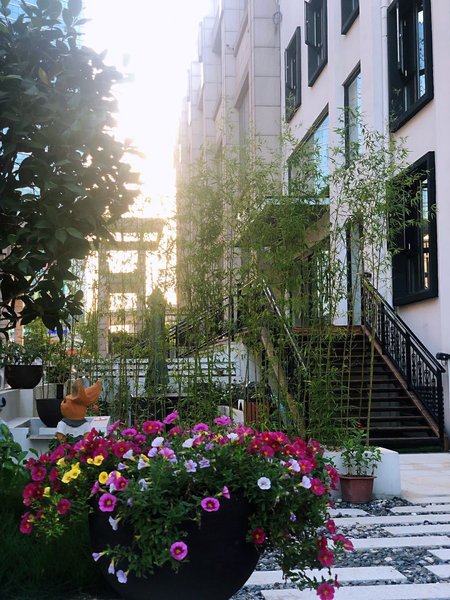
left=339, top=425, right=382, bottom=503
left=0, top=341, right=43, bottom=389
left=20, top=414, right=353, bottom=600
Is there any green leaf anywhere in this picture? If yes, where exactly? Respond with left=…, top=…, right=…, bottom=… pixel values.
left=66, top=227, right=84, bottom=239
left=68, top=0, right=81, bottom=16
left=54, top=229, right=67, bottom=243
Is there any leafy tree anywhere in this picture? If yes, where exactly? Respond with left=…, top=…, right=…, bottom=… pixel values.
left=0, top=0, right=139, bottom=337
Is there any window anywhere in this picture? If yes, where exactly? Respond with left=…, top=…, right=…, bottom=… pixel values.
left=289, top=112, right=329, bottom=201
left=392, top=152, right=437, bottom=305
left=344, top=68, right=362, bottom=162
left=341, top=0, right=359, bottom=34
left=387, top=0, right=433, bottom=132
left=285, top=27, right=301, bottom=121
left=305, top=0, right=327, bottom=86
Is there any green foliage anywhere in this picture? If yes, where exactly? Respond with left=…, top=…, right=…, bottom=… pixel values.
left=0, top=340, right=41, bottom=365
left=341, top=425, right=382, bottom=476
left=0, top=1, right=139, bottom=337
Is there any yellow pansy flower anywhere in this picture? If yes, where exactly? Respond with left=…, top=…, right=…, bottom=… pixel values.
left=93, top=455, right=104, bottom=466
left=98, top=471, right=109, bottom=484
left=140, top=454, right=149, bottom=463
left=56, top=457, right=66, bottom=467
left=43, top=487, right=50, bottom=497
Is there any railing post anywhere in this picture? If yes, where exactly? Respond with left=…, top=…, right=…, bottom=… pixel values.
left=436, top=370, right=445, bottom=448
left=405, top=331, right=412, bottom=388
left=380, top=303, right=386, bottom=353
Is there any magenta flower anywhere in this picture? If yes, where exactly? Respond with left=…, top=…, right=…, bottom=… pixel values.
left=114, top=476, right=129, bottom=491
left=56, top=498, right=71, bottom=515
left=98, top=493, right=117, bottom=512
left=169, top=425, right=183, bottom=436
left=170, top=541, right=188, bottom=561
left=222, top=486, right=230, bottom=499
left=310, top=478, right=325, bottom=496
left=164, top=411, right=179, bottom=425
left=214, top=415, right=232, bottom=426
left=201, top=497, right=220, bottom=512
left=159, top=447, right=176, bottom=461
left=318, top=548, right=334, bottom=567
left=30, top=465, right=47, bottom=482
left=19, top=512, right=33, bottom=534
left=142, top=420, right=163, bottom=434
left=325, top=519, right=336, bottom=534
left=193, top=423, right=209, bottom=432
left=251, top=528, right=266, bottom=544
left=317, top=582, right=335, bottom=600
left=90, top=480, right=100, bottom=495
left=121, top=427, right=137, bottom=436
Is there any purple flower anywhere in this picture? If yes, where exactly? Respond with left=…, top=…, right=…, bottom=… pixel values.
left=222, top=486, right=231, bottom=499
left=147, top=447, right=158, bottom=458
left=109, top=516, right=120, bottom=530
left=121, top=428, right=137, bottom=436
left=184, top=459, right=197, bottom=473
left=56, top=498, right=71, bottom=515
left=116, top=570, right=128, bottom=584
left=117, top=462, right=127, bottom=471
left=193, top=423, right=209, bottom=432
left=159, top=447, right=177, bottom=462
left=108, top=560, right=115, bottom=574
left=98, top=493, right=117, bottom=512
left=92, top=552, right=103, bottom=562
left=290, top=513, right=297, bottom=522
left=170, top=541, right=188, bottom=561
left=90, top=480, right=100, bottom=495
left=214, top=415, right=232, bottom=426
left=201, top=497, right=220, bottom=512
left=199, top=457, right=210, bottom=469
left=164, top=411, right=179, bottom=424
left=257, top=477, right=271, bottom=490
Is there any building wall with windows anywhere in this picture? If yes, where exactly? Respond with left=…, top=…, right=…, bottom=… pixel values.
left=279, top=0, right=450, bottom=430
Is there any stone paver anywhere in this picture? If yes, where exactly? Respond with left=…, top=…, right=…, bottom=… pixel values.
left=390, top=504, right=450, bottom=514
left=328, top=508, right=368, bottom=517
left=429, top=549, right=450, bottom=561
left=334, top=514, right=450, bottom=527
left=261, top=583, right=450, bottom=599
left=350, top=535, right=450, bottom=550
left=246, top=566, right=406, bottom=586
left=384, top=524, right=450, bottom=536
left=425, top=564, right=450, bottom=579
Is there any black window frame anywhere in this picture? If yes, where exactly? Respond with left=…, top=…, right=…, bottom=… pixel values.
left=392, top=152, right=438, bottom=306
left=387, top=0, right=433, bottom=132
left=341, top=0, right=359, bottom=34
left=343, top=65, right=361, bottom=164
left=304, top=0, right=327, bottom=87
left=285, top=27, right=301, bottom=122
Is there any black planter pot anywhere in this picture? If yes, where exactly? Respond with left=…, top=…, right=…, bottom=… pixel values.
left=35, top=396, right=63, bottom=427
left=90, top=494, right=260, bottom=600
left=4, top=365, right=43, bottom=389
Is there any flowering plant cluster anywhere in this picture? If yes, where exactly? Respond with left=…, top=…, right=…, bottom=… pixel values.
left=20, top=413, right=353, bottom=599
left=341, top=425, right=382, bottom=476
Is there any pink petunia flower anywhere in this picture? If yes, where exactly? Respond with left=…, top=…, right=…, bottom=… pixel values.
left=251, top=528, right=266, bottom=544
left=325, top=519, right=336, bottom=535
left=318, top=548, right=334, bottom=567
left=332, top=534, right=354, bottom=551
left=214, top=415, right=232, bottom=426
left=19, top=512, right=33, bottom=534
left=200, top=497, right=220, bottom=512
left=56, top=498, right=71, bottom=515
left=170, top=541, right=188, bottom=561
left=317, top=582, right=335, bottom=600
left=193, top=423, right=209, bottom=432
left=98, top=493, right=117, bottom=512
left=222, top=486, right=231, bottom=499
left=310, top=478, right=325, bottom=496
left=168, top=425, right=183, bottom=437
left=30, top=465, right=47, bottom=482
left=164, top=411, right=179, bottom=425
left=142, top=420, right=163, bottom=435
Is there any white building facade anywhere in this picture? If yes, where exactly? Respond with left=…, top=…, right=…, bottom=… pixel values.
left=177, top=0, right=450, bottom=438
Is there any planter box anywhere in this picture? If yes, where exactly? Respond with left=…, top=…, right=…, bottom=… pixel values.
left=325, top=447, right=401, bottom=498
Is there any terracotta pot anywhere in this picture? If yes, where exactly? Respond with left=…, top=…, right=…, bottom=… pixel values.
left=339, top=474, right=375, bottom=503
left=89, top=494, right=259, bottom=600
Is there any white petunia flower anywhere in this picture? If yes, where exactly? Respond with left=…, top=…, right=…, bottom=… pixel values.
left=182, top=438, right=194, bottom=448
left=151, top=436, right=165, bottom=448
left=257, top=477, right=271, bottom=490
left=300, top=476, right=311, bottom=489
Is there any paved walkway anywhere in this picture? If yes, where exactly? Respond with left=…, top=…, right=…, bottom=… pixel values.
left=241, top=453, right=450, bottom=599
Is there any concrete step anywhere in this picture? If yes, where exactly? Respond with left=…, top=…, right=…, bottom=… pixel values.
left=334, top=514, right=450, bottom=527
left=350, top=535, right=450, bottom=550
left=391, top=505, right=450, bottom=514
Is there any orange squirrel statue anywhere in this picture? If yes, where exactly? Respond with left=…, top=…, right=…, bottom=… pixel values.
left=56, top=379, right=102, bottom=442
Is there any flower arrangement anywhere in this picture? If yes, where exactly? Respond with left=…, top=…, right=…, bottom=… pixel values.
left=20, top=414, right=353, bottom=599
left=340, top=425, right=382, bottom=476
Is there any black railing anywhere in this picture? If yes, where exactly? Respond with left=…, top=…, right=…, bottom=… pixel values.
left=362, top=278, right=445, bottom=444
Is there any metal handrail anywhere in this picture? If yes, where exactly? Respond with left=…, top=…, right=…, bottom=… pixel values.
left=362, top=277, right=445, bottom=443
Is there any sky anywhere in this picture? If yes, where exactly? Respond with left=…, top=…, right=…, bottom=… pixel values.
left=84, top=0, right=211, bottom=218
